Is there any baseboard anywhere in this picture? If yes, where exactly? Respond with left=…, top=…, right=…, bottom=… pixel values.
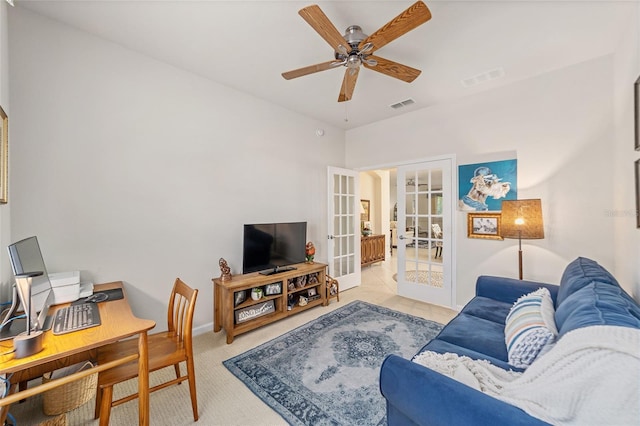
left=193, top=322, right=213, bottom=336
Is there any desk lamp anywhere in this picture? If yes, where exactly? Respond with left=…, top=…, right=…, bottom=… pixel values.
left=501, top=199, right=544, bottom=280
left=14, top=272, right=45, bottom=358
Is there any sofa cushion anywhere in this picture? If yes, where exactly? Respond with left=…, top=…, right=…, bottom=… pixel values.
left=555, top=282, right=640, bottom=336
left=557, top=257, right=619, bottom=306
left=433, top=313, right=508, bottom=362
left=461, top=296, right=512, bottom=324
left=504, top=288, right=557, bottom=368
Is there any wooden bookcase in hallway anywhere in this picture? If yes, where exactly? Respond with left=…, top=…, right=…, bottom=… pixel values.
left=361, top=234, right=386, bottom=266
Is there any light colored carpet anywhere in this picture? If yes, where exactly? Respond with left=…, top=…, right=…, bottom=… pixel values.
left=223, top=300, right=443, bottom=426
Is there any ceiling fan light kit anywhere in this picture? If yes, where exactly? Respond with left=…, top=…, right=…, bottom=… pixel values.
left=282, top=1, right=432, bottom=103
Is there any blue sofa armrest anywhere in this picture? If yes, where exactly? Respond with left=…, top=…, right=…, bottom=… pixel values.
left=380, top=354, right=549, bottom=426
left=475, top=275, right=559, bottom=305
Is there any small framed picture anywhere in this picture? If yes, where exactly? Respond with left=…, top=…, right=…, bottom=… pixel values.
left=360, top=199, right=370, bottom=221
left=0, top=105, right=7, bottom=204
left=307, top=287, right=317, bottom=297
left=636, top=159, right=640, bottom=228
left=265, top=282, right=282, bottom=296
left=234, top=290, right=247, bottom=307
left=635, top=75, right=639, bottom=151
left=467, top=212, right=503, bottom=240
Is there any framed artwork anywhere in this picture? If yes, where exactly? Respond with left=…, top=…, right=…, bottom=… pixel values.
left=307, top=287, right=317, bottom=297
left=635, top=76, right=640, bottom=151
left=264, top=282, right=282, bottom=296
left=234, top=290, right=247, bottom=307
left=636, top=159, right=640, bottom=228
left=467, top=212, right=503, bottom=240
left=235, top=300, right=275, bottom=324
left=360, top=199, right=370, bottom=221
left=458, top=159, right=517, bottom=211
left=0, top=105, right=7, bottom=204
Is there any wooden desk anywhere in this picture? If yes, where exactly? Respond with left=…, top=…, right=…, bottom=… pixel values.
left=0, top=282, right=156, bottom=425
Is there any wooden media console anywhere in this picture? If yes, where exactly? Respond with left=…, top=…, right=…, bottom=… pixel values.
left=213, top=262, right=327, bottom=344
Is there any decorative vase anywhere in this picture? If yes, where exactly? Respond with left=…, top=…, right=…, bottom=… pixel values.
left=251, top=288, right=263, bottom=301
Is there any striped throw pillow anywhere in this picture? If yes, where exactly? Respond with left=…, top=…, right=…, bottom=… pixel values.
left=504, top=287, right=557, bottom=368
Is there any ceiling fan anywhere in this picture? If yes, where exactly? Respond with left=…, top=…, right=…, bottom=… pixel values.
left=282, top=1, right=432, bottom=102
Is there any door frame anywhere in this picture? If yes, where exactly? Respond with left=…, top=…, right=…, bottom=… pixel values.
left=326, top=166, right=361, bottom=291
left=353, top=154, right=457, bottom=309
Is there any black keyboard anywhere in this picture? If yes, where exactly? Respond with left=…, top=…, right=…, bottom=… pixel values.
left=52, top=303, right=101, bottom=335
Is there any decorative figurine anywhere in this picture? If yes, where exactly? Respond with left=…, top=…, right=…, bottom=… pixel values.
left=219, top=257, right=232, bottom=282
left=305, top=241, right=315, bottom=264
left=295, top=275, right=307, bottom=288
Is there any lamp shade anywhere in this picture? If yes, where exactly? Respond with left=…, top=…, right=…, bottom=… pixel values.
left=501, top=199, right=544, bottom=239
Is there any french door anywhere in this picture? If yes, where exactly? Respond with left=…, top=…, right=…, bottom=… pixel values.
left=326, top=167, right=361, bottom=291
left=396, top=158, right=454, bottom=307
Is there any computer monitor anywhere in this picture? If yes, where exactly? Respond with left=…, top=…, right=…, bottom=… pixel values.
left=7, top=236, right=54, bottom=332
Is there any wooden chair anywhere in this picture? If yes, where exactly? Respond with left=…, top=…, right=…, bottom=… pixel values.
left=94, top=278, right=198, bottom=424
left=431, top=223, right=443, bottom=259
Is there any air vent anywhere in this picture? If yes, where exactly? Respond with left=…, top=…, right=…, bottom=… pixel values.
left=461, top=67, right=505, bottom=88
left=390, top=98, right=416, bottom=110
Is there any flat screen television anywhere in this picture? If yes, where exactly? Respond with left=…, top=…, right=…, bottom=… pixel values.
left=243, top=222, right=307, bottom=275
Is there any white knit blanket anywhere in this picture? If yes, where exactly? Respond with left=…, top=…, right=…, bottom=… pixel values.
left=413, top=325, right=640, bottom=425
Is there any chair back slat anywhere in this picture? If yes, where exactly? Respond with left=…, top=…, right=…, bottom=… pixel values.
left=167, top=278, right=198, bottom=343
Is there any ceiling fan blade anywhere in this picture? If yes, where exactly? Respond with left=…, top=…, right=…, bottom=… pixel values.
left=282, top=60, right=341, bottom=80
left=299, top=4, right=348, bottom=53
left=338, top=68, right=359, bottom=102
left=360, top=1, right=431, bottom=53
left=363, top=55, right=421, bottom=83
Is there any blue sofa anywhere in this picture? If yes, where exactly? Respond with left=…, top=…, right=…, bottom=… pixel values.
left=380, top=257, right=640, bottom=425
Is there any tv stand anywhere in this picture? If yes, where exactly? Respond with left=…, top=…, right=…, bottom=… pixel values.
left=259, top=266, right=297, bottom=276
left=213, top=262, right=327, bottom=343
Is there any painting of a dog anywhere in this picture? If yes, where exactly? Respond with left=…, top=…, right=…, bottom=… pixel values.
left=458, top=159, right=517, bottom=211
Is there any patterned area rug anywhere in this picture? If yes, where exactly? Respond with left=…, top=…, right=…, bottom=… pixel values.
left=393, top=270, right=444, bottom=288
left=406, top=240, right=432, bottom=248
left=223, top=300, right=443, bottom=426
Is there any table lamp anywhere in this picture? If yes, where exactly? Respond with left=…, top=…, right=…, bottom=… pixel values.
left=14, top=272, right=45, bottom=358
left=501, top=199, right=544, bottom=280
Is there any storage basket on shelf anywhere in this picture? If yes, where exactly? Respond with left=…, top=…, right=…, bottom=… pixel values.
left=38, top=413, right=68, bottom=426
left=42, top=361, right=97, bottom=415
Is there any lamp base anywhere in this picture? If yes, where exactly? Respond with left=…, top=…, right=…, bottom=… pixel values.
left=518, top=249, right=523, bottom=280
left=14, top=330, right=44, bottom=358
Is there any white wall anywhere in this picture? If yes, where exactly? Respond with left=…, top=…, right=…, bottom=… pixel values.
left=347, top=56, right=620, bottom=305
left=0, top=1, right=11, bottom=302
left=8, top=8, right=345, bottom=331
left=612, top=2, right=640, bottom=300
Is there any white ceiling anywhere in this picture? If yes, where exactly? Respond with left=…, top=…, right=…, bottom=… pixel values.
left=15, top=1, right=635, bottom=130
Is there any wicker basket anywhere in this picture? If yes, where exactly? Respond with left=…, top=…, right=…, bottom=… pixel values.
left=42, top=362, right=97, bottom=415
left=38, top=413, right=68, bottom=426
